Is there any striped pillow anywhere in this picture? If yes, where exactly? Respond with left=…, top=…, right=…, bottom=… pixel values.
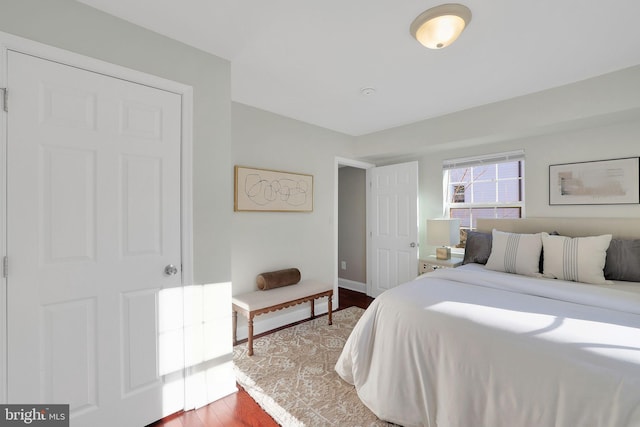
left=541, top=232, right=612, bottom=285
left=485, top=230, right=543, bottom=277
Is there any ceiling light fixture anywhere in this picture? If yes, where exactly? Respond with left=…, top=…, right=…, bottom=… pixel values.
left=360, top=87, right=376, bottom=96
left=410, top=3, right=472, bottom=49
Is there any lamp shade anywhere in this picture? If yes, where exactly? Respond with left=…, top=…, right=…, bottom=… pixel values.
left=410, top=3, right=472, bottom=49
left=427, top=218, right=461, bottom=246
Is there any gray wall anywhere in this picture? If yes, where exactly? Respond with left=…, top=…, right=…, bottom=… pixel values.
left=338, top=167, right=366, bottom=284
left=0, top=0, right=232, bottom=284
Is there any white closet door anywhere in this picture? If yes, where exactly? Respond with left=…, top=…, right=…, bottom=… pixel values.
left=7, top=51, right=183, bottom=426
left=369, top=161, right=419, bottom=297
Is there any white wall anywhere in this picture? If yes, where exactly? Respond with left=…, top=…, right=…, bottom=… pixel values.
left=353, top=65, right=640, bottom=165
left=231, top=103, right=355, bottom=335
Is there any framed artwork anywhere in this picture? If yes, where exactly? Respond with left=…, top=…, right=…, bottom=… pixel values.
left=549, top=157, right=640, bottom=205
left=234, top=165, right=314, bottom=212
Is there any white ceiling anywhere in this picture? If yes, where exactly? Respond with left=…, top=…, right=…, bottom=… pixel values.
left=77, top=0, right=640, bottom=136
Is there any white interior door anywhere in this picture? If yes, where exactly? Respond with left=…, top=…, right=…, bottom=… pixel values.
left=6, top=51, right=184, bottom=426
left=368, top=161, right=418, bottom=297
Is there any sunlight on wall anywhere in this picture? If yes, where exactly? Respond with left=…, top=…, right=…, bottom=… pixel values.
left=159, top=287, right=185, bottom=376
left=157, top=282, right=236, bottom=415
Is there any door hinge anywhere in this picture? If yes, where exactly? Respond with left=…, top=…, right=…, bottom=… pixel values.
left=2, top=256, right=7, bottom=278
left=1, top=88, right=7, bottom=112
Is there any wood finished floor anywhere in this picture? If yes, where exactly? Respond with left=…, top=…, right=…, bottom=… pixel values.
left=148, top=287, right=374, bottom=427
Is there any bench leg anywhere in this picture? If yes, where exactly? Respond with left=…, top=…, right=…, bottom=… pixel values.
left=248, top=315, right=254, bottom=356
left=328, top=293, right=333, bottom=325
left=310, top=299, right=315, bottom=318
left=232, top=310, right=238, bottom=345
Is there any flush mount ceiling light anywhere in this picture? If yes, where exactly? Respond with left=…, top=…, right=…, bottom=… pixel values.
left=410, top=3, right=472, bottom=49
left=360, top=87, right=376, bottom=96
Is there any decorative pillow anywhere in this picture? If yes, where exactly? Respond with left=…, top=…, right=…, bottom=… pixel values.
left=462, top=231, right=492, bottom=265
left=485, top=230, right=543, bottom=277
left=541, top=233, right=612, bottom=285
left=604, top=238, right=640, bottom=282
left=256, top=268, right=301, bottom=290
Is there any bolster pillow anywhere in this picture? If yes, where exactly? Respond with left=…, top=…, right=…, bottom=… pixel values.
left=256, top=268, right=301, bottom=290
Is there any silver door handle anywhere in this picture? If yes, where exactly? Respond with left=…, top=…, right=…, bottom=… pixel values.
left=164, top=264, right=178, bottom=276
left=409, top=242, right=416, bottom=248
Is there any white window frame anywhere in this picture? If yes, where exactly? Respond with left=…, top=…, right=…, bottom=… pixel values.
left=442, top=150, right=526, bottom=233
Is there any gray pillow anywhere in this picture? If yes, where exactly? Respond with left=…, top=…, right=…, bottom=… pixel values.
left=462, top=231, right=492, bottom=265
left=604, top=238, right=640, bottom=282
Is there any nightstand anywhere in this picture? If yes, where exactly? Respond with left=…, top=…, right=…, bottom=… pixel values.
left=419, top=255, right=463, bottom=274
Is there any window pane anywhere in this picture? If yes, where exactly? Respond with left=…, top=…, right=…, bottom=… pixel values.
left=450, top=208, right=470, bottom=228
left=449, top=184, right=467, bottom=203
left=497, top=179, right=522, bottom=202
left=449, top=168, right=470, bottom=183
left=472, top=181, right=496, bottom=203
left=473, top=165, right=495, bottom=181
left=496, top=207, right=521, bottom=218
left=497, top=161, right=521, bottom=179
left=469, top=208, right=495, bottom=229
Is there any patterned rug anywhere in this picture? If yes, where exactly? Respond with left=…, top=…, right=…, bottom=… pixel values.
left=233, top=306, right=393, bottom=426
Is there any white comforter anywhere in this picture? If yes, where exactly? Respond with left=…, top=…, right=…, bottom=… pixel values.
left=335, top=265, right=640, bottom=427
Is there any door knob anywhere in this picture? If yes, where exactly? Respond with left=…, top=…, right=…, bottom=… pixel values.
left=409, top=242, right=416, bottom=248
left=164, top=264, right=178, bottom=276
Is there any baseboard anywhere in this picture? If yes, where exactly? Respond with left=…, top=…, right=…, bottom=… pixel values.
left=338, top=278, right=366, bottom=293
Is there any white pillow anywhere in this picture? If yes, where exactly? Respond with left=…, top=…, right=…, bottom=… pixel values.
left=485, top=229, right=543, bottom=277
left=541, top=232, right=612, bottom=285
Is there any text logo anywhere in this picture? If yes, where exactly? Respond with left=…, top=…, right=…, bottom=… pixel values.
left=0, top=405, right=69, bottom=426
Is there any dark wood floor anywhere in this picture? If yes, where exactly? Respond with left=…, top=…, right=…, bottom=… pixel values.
left=148, top=287, right=373, bottom=427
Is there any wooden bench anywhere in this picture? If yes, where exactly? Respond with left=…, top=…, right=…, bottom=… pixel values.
left=232, top=280, right=333, bottom=356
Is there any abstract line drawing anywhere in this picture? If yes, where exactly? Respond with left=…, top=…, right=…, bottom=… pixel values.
left=549, top=157, right=640, bottom=205
left=234, top=166, right=313, bottom=212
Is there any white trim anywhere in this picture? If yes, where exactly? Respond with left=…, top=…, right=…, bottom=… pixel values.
left=338, top=278, right=366, bottom=293
left=0, top=41, right=7, bottom=405
left=0, top=31, right=190, bottom=96
left=443, top=149, right=525, bottom=170
left=0, top=31, right=194, bottom=406
left=336, top=156, right=375, bottom=170
left=443, top=154, right=526, bottom=225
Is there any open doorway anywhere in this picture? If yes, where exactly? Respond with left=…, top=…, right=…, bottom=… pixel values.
left=334, top=157, right=374, bottom=303
left=338, top=166, right=367, bottom=291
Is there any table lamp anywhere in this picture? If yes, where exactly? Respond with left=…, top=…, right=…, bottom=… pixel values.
left=427, top=218, right=460, bottom=260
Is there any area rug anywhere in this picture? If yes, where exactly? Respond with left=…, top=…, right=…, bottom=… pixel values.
left=233, top=306, right=394, bottom=426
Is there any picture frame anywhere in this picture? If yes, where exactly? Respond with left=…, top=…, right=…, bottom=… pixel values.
left=549, top=157, right=640, bottom=205
left=234, top=165, right=314, bottom=212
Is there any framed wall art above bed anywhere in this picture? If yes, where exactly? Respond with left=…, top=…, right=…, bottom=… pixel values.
left=549, top=157, right=640, bottom=205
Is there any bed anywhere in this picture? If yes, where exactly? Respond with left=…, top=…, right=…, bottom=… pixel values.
left=335, top=218, right=640, bottom=427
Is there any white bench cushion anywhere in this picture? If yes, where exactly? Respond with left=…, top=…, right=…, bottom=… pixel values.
left=232, top=280, right=332, bottom=312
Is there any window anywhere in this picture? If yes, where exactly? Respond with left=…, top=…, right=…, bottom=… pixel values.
left=443, top=151, right=524, bottom=240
